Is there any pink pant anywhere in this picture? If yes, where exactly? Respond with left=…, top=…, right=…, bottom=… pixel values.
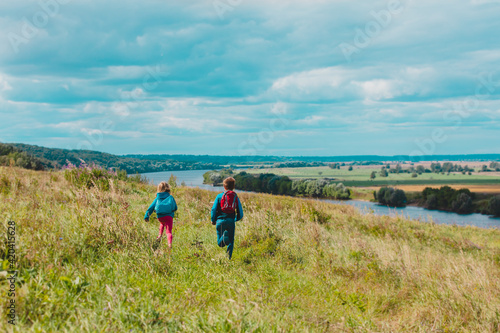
left=158, top=216, right=173, bottom=246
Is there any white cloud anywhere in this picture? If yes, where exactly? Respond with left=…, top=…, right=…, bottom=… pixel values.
left=296, top=115, right=325, bottom=125
left=0, top=74, right=12, bottom=93
left=268, top=65, right=438, bottom=102
left=379, top=108, right=402, bottom=117
left=269, top=67, right=354, bottom=101
left=270, top=102, right=289, bottom=115
left=0, top=0, right=499, bottom=154
left=106, top=66, right=147, bottom=79
left=355, top=79, right=396, bottom=101
left=48, top=120, right=89, bottom=131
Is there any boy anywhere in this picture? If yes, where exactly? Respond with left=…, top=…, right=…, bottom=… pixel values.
left=211, top=177, right=243, bottom=259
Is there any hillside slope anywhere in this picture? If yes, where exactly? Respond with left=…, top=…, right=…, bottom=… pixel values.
left=0, top=143, right=51, bottom=170
left=1, top=167, right=499, bottom=332
left=7, top=143, right=220, bottom=173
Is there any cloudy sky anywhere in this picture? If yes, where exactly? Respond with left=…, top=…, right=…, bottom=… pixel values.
left=1, top=0, right=499, bottom=156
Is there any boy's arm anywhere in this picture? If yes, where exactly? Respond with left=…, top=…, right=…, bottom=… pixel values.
left=144, top=198, right=157, bottom=220
left=211, top=195, right=220, bottom=224
left=235, top=197, right=244, bottom=222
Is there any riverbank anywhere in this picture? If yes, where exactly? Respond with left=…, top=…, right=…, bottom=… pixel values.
left=365, top=184, right=500, bottom=194
left=2, top=167, right=500, bottom=331
left=142, top=169, right=500, bottom=229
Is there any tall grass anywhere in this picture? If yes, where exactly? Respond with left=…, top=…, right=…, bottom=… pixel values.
left=1, top=167, right=499, bottom=332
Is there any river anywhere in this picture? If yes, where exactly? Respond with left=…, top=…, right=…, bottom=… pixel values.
left=141, top=169, right=500, bottom=229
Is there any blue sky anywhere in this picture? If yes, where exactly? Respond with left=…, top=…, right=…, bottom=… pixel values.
left=1, top=0, right=499, bottom=156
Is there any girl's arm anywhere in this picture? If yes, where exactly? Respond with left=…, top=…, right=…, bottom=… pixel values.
left=144, top=198, right=157, bottom=220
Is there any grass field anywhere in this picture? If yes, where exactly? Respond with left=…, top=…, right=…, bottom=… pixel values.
left=1, top=167, right=500, bottom=332
left=245, top=166, right=500, bottom=188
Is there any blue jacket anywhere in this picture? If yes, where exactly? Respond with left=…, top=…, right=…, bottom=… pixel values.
left=145, top=192, right=178, bottom=219
left=211, top=192, right=243, bottom=224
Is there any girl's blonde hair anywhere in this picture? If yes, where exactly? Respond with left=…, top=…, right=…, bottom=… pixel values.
left=157, top=181, right=171, bottom=193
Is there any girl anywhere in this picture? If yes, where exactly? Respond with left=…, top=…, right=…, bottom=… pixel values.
left=144, top=181, right=178, bottom=247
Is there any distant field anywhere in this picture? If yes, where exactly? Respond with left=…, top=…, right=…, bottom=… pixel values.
left=244, top=166, right=500, bottom=188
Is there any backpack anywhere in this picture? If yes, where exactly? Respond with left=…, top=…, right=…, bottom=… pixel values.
left=220, top=191, right=238, bottom=214
left=155, top=195, right=176, bottom=215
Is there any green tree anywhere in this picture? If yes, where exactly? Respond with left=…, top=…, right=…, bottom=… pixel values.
left=431, top=163, right=441, bottom=173
left=168, top=174, right=178, bottom=188
left=426, top=194, right=438, bottom=210
left=370, top=171, right=376, bottom=180
left=395, top=164, right=402, bottom=174
left=377, top=187, right=407, bottom=207
left=451, top=193, right=473, bottom=214
left=348, top=166, right=353, bottom=171
left=488, top=196, right=500, bottom=217
left=442, top=162, right=454, bottom=173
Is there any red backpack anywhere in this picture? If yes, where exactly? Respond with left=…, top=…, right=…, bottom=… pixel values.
left=221, top=191, right=238, bottom=214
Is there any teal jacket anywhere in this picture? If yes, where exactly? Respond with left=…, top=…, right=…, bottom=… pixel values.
left=211, top=192, right=243, bottom=224
left=145, top=192, right=178, bottom=219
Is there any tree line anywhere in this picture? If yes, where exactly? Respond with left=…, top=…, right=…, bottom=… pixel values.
left=421, top=186, right=500, bottom=216
left=0, top=143, right=49, bottom=170
left=204, top=170, right=351, bottom=200
left=6, top=143, right=220, bottom=173
left=373, top=185, right=500, bottom=216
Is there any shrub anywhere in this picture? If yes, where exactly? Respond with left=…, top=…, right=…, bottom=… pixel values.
left=488, top=196, right=500, bottom=217
left=451, top=193, right=473, bottom=214
left=203, top=169, right=233, bottom=185
left=63, top=161, right=121, bottom=191
left=426, top=194, right=438, bottom=210
left=0, top=174, right=10, bottom=194
left=168, top=174, right=178, bottom=188
left=128, top=173, right=148, bottom=183
left=377, top=187, right=407, bottom=207
left=422, top=186, right=475, bottom=213
left=323, top=183, right=351, bottom=200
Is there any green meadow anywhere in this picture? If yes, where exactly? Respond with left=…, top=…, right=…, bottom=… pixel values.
left=1, top=167, right=500, bottom=332
left=244, top=166, right=500, bottom=187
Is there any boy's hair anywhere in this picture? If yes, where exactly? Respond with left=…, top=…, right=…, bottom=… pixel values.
left=157, top=181, right=171, bottom=193
left=223, top=177, right=235, bottom=190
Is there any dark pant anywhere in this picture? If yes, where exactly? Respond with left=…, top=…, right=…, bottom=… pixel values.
left=216, top=220, right=235, bottom=259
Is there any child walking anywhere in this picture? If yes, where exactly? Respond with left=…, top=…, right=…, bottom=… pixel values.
left=211, top=177, right=244, bottom=259
left=144, top=181, right=178, bottom=248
